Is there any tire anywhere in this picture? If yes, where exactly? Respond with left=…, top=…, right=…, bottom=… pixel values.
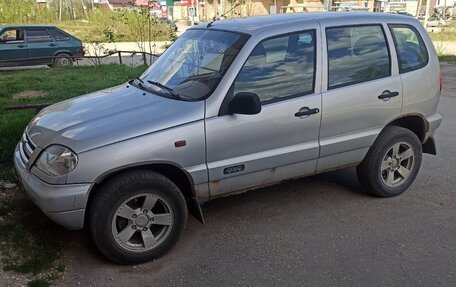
left=88, top=170, right=188, bottom=264
left=357, top=126, right=422, bottom=197
left=53, top=53, right=73, bottom=67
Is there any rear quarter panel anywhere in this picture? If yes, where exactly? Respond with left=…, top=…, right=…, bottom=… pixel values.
left=396, top=20, right=440, bottom=117
left=55, top=37, right=84, bottom=57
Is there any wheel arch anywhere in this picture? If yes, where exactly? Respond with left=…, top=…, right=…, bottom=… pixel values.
left=53, top=50, right=73, bottom=57
left=386, top=114, right=427, bottom=142
left=85, top=162, right=205, bottom=226
left=384, top=113, right=435, bottom=155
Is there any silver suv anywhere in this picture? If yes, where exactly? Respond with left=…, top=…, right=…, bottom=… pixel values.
left=14, top=13, right=442, bottom=264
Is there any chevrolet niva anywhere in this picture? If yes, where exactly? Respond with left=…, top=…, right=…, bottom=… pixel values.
left=15, top=12, right=442, bottom=264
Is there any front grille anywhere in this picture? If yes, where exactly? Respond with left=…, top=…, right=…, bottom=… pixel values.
left=19, top=132, right=36, bottom=166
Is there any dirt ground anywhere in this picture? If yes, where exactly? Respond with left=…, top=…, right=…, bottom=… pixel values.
left=441, top=62, right=456, bottom=97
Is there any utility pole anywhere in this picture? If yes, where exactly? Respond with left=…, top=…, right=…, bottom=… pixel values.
left=323, top=0, right=330, bottom=11
left=416, top=0, right=422, bottom=17
left=424, top=0, right=430, bottom=28
left=59, top=0, right=63, bottom=21
left=191, top=0, right=195, bottom=25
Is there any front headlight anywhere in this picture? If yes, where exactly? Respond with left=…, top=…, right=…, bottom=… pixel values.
left=35, top=145, right=78, bottom=177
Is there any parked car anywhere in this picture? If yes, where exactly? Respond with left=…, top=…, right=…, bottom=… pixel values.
left=427, top=15, right=452, bottom=27
left=0, top=25, right=84, bottom=67
left=159, top=18, right=178, bottom=32
left=397, top=11, right=414, bottom=17
left=15, top=12, right=442, bottom=264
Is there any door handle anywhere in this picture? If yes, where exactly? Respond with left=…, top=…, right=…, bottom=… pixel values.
left=17, top=44, right=26, bottom=48
left=378, top=90, right=399, bottom=100
left=48, top=43, right=57, bottom=47
left=295, top=107, right=320, bottom=117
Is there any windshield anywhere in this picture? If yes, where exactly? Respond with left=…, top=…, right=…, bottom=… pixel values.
left=139, top=29, right=249, bottom=101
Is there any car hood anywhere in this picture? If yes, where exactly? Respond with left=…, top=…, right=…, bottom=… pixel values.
left=26, top=84, right=205, bottom=153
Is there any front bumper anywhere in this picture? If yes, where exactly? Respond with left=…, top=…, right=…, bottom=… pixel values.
left=14, top=144, right=90, bottom=230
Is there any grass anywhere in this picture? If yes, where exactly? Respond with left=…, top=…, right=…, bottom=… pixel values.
left=438, top=55, right=456, bottom=62
left=430, top=31, right=456, bottom=42
left=0, top=64, right=147, bottom=182
left=430, top=32, right=456, bottom=42
left=429, top=20, right=456, bottom=42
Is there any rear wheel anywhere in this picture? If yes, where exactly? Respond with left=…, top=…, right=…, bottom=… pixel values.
left=88, top=170, right=188, bottom=264
left=357, top=126, right=422, bottom=197
left=53, top=53, right=73, bottom=67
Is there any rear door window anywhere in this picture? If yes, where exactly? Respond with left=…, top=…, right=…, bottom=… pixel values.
left=49, top=28, right=70, bottom=41
left=389, top=24, right=429, bottom=73
left=26, top=29, right=53, bottom=43
left=326, top=25, right=391, bottom=89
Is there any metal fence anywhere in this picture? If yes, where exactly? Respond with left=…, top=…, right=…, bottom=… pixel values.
left=0, top=50, right=161, bottom=68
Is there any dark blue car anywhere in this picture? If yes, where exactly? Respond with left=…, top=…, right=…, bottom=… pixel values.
left=0, top=25, right=84, bottom=67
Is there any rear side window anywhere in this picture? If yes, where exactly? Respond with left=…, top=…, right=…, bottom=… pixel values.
left=326, top=25, right=391, bottom=89
left=49, top=28, right=70, bottom=41
left=234, top=30, right=316, bottom=103
left=389, top=24, right=429, bottom=73
left=26, top=29, right=53, bottom=42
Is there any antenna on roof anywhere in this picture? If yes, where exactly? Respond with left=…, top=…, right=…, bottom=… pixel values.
left=207, top=3, right=241, bottom=28
left=207, top=16, right=216, bottom=28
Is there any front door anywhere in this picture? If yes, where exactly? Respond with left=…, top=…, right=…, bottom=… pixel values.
left=0, top=29, right=27, bottom=62
left=317, top=22, right=403, bottom=171
left=205, top=28, right=322, bottom=197
left=25, top=28, right=59, bottom=64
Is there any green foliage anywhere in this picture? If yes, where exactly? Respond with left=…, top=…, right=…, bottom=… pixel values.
left=56, top=9, right=175, bottom=42
left=429, top=20, right=456, bottom=42
left=438, top=55, right=456, bottom=62
left=0, top=0, right=56, bottom=24
left=0, top=65, right=148, bottom=182
left=0, top=1, right=175, bottom=43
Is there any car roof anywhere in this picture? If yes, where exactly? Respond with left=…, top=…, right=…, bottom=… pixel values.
left=191, top=12, right=415, bottom=35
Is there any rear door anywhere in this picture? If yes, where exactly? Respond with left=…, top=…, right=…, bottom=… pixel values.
left=0, top=29, right=27, bottom=62
left=388, top=24, right=439, bottom=116
left=25, top=28, right=59, bottom=63
left=317, top=22, right=402, bottom=171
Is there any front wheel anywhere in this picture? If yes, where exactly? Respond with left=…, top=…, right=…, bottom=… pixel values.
left=357, top=126, right=422, bottom=197
left=88, top=170, right=188, bottom=264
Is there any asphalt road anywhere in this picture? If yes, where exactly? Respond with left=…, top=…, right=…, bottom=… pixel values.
left=55, top=64, right=456, bottom=286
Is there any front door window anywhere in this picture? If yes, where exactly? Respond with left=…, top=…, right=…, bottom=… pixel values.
left=234, top=30, right=316, bottom=104
left=0, top=29, right=24, bottom=44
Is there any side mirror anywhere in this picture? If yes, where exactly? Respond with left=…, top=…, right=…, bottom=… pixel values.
left=229, top=92, right=261, bottom=115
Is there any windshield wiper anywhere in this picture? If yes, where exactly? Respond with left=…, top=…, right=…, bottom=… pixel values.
left=129, top=77, right=145, bottom=88
left=147, top=80, right=182, bottom=99
left=134, top=77, right=145, bottom=87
